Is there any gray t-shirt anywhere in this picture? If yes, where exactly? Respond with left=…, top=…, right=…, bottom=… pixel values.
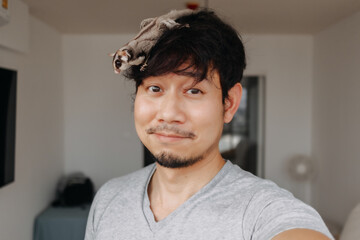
left=85, top=160, right=334, bottom=240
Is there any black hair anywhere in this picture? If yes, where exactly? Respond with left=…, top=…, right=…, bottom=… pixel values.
left=125, top=10, right=246, bottom=102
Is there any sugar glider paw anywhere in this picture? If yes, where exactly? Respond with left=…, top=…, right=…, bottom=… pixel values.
left=140, top=18, right=154, bottom=29
left=129, top=55, right=145, bottom=66
left=161, top=19, right=180, bottom=29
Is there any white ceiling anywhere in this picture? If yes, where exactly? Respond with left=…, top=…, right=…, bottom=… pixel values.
left=21, top=0, right=360, bottom=34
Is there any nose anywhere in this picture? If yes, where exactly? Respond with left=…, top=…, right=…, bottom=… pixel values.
left=156, top=92, right=186, bottom=124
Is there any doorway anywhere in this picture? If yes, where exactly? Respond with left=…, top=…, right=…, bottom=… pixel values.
left=220, top=76, right=265, bottom=177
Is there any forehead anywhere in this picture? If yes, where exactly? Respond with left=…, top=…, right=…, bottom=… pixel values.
left=142, top=70, right=220, bottom=89
left=142, top=72, right=199, bottom=86
left=146, top=63, right=219, bottom=83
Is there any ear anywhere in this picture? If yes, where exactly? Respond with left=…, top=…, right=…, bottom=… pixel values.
left=224, top=83, right=242, bottom=123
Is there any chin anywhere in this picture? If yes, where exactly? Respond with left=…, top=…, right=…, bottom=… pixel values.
left=154, top=152, right=203, bottom=169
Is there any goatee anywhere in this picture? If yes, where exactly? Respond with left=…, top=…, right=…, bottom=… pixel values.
left=154, top=152, right=203, bottom=168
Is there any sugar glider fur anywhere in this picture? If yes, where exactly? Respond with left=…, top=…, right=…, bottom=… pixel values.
left=111, top=9, right=194, bottom=74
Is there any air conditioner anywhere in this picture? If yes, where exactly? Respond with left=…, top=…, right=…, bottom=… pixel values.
left=0, top=0, right=10, bottom=26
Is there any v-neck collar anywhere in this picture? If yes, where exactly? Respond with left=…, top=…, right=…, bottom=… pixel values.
left=142, top=160, right=231, bottom=233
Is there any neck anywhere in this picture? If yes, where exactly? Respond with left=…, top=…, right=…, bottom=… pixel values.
left=148, top=152, right=225, bottom=221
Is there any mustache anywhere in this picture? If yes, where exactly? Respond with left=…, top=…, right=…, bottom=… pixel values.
left=146, top=125, right=196, bottom=139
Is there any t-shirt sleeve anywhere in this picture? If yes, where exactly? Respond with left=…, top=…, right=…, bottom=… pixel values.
left=84, top=189, right=98, bottom=240
left=84, top=206, right=95, bottom=240
left=244, top=181, right=334, bottom=240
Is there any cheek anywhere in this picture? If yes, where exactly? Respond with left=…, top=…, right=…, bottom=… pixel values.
left=190, top=100, right=224, bottom=130
left=134, top=98, right=150, bottom=127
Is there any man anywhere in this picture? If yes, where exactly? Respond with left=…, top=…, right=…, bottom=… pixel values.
left=85, top=10, right=333, bottom=240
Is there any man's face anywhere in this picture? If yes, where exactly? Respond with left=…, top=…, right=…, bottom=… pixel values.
left=134, top=70, right=227, bottom=168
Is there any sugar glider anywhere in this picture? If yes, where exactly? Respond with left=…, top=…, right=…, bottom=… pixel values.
left=111, top=9, right=194, bottom=74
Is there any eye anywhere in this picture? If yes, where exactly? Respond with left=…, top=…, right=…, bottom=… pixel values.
left=186, top=88, right=202, bottom=95
left=148, top=85, right=161, bottom=93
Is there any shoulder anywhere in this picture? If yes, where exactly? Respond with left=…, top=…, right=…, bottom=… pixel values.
left=94, top=164, right=155, bottom=203
left=223, top=161, right=298, bottom=201
left=222, top=162, right=334, bottom=239
left=221, top=161, right=289, bottom=198
left=87, top=164, right=155, bottom=230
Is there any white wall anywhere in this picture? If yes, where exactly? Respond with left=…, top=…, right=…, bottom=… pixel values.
left=244, top=35, right=314, bottom=203
left=62, top=34, right=314, bottom=202
left=62, top=35, right=142, bottom=190
left=0, top=9, right=63, bottom=240
left=312, top=11, right=360, bottom=225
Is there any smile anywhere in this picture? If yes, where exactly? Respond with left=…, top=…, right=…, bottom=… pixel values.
left=152, top=132, right=192, bottom=143
left=146, top=125, right=196, bottom=139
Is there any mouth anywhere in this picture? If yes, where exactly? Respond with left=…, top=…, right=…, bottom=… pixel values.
left=152, top=132, right=192, bottom=143
left=146, top=126, right=196, bottom=143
